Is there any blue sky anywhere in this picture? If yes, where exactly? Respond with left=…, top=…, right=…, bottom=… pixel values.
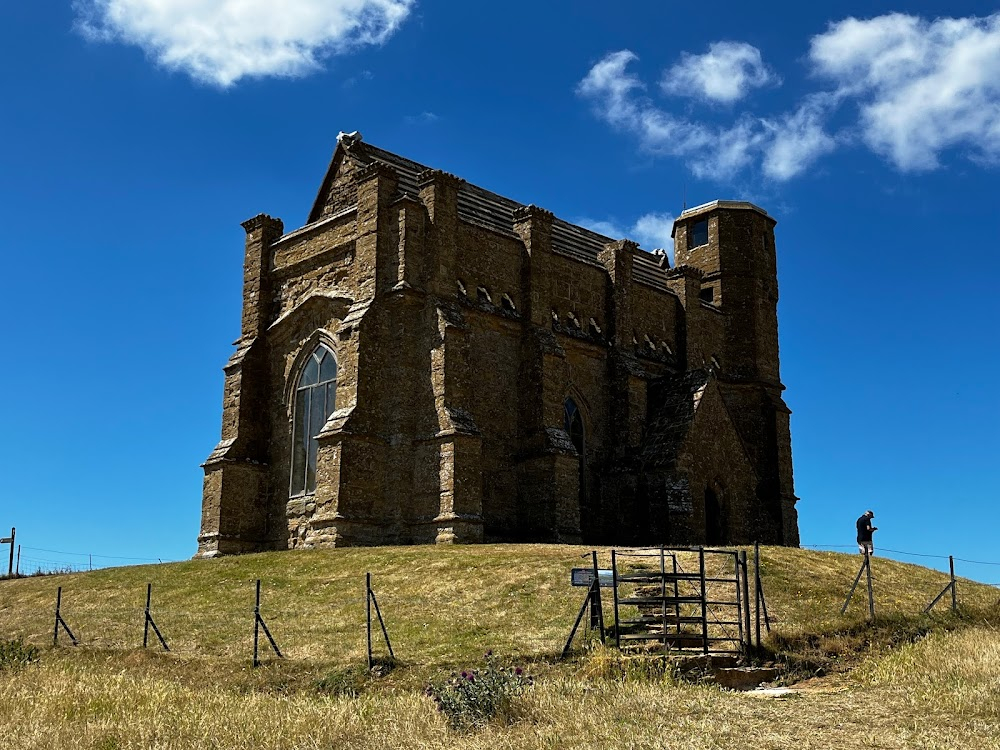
left=1, top=1, right=997, bottom=584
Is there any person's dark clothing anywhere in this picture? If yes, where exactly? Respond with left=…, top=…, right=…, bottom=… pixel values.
left=856, top=515, right=874, bottom=543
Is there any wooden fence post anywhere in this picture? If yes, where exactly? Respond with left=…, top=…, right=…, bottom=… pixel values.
left=740, top=551, right=752, bottom=652
left=924, top=556, right=959, bottom=614
left=52, top=587, right=78, bottom=646
left=950, top=556, right=957, bottom=612
left=6, top=527, right=14, bottom=577
left=252, top=579, right=282, bottom=667
left=366, top=572, right=373, bottom=668
left=590, top=550, right=605, bottom=642
left=365, top=572, right=395, bottom=667
left=754, top=543, right=762, bottom=647
left=864, top=549, right=875, bottom=620
left=143, top=583, right=170, bottom=651
left=611, top=550, right=621, bottom=651
left=841, top=554, right=868, bottom=615
left=699, top=548, right=708, bottom=655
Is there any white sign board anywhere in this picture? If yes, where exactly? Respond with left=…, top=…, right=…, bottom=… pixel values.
left=571, top=568, right=614, bottom=587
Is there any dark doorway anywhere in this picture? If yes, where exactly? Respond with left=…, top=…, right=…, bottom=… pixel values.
left=705, top=487, right=725, bottom=545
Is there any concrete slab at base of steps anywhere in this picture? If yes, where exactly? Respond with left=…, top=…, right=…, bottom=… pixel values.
left=749, top=686, right=798, bottom=698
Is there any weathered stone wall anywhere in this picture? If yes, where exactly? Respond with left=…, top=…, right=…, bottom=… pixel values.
left=456, top=224, right=524, bottom=311
left=676, top=380, right=757, bottom=544
left=547, top=253, right=607, bottom=334
left=630, top=281, right=680, bottom=362
left=462, top=308, right=522, bottom=539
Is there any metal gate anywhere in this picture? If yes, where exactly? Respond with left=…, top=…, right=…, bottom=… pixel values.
left=610, top=547, right=747, bottom=655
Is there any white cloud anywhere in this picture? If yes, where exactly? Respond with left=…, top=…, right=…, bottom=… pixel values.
left=577, top=218, right=624, bottom=239
left=577, top=211, right=677, bottom=262
left=403, top=111, right=440, bottom=125
left=631, top=212, right=676, bottom=253
left=577, top=49, right=643, bottom=125
left=661, top=42, right=778, bottom=103
left=74, top=0, right=414, bottom=87
left=809, top=13, right=1000, bottom=170
left=582, top=13, right=1000, bottom=182
left=761, top=93, right=839, bottom=180
left=579, top=50, right=829, bottom=181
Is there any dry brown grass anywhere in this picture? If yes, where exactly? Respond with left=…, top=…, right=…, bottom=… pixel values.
left=1, top=544, right=998, bottom=748
left=4, top=630, right=1000, bottom=749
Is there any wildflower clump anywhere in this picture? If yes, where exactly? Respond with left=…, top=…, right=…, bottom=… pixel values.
left=424, top=651, right=534, bottom=730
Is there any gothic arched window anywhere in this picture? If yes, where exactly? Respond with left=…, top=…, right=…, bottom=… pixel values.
left=564, top=398, right=585, bottom=457
left=290, top=345, right=338, bottom=496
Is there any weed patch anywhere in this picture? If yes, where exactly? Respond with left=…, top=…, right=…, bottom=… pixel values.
left=425, top=652, right=534, bottom=730
left=0, top=638, right=40, bottom=671
left=315, top=658, right=395, bottom=697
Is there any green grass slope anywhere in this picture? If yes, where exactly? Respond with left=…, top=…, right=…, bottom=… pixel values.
left=2, top=545, right=999, bottom=749
left=1, top=544, right=996, bottom=671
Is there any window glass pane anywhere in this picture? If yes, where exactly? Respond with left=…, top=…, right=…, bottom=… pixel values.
left=564, top=398, right=585, bottom=454
left=570, top=412, right=585, bottom=455
left=307, top=384, right=325, bottom=493
left=564, top=399, right=577, bottom=432
left=306, top=440, right=318, bottom=493
left=691, top=219, right=708, bottom=248
left=319, top=348, right=337, bottom=383
left=325, top=382, right=337, bottom=420
left=290, top=389, right=308, bottom=496
left=300, top=356, right=319, bottom=387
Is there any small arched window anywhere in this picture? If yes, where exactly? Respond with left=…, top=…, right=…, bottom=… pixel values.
left=564, top=398, right=584, bottom=457
left=290, top=345, right=338, bottom=496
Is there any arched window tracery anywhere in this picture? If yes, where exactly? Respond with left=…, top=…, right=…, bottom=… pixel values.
left=290, top=344, right=338, bottom=497
left=564, top=397, right=585, bottom=457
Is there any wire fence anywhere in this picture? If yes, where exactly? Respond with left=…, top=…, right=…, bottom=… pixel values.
left=799, top=544, right=1000, bottom=586
left=3, top=540, right=1000, bottom=668
left=3, top=574, right=406, bottom=667
left=5, top=543, right=177, bottom=577
left=9, top=538, right=1000, bottom=582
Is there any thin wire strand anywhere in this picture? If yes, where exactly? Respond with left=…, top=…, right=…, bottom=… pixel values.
left=876, top=547, right=950, bottom=560
left=20, top=546, right=167, bottom=562
left=954, top=557, right=1000, bottom=567
left=802, top=543, right=1000, bottom=566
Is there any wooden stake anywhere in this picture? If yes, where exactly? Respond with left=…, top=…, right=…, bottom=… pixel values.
left=865, top=549, right=875, bottom=620
left=950, top=556, right=957, bottom=612
left=754, top=543, right=762, bottom=647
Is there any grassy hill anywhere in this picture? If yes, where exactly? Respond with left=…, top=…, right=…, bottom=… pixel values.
left=1, top=544, right=998, bottom=749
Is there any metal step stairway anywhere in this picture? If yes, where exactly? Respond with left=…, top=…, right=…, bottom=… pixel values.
left=611, top=547, right=748, bottom=655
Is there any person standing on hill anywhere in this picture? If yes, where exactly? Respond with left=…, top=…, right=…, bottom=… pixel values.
left=856, top=510, right=877, bottom=556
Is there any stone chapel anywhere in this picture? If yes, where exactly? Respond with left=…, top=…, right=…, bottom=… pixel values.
left=195, top=132, right=799, bottom=557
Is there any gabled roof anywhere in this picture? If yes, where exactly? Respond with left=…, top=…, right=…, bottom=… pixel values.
left=305, top=137, right=678, bottom=293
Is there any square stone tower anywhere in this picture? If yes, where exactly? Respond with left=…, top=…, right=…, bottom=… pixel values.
left=673, top=202, right=798, bottom=545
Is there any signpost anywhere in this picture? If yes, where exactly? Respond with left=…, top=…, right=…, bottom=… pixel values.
left=1, top=527, right=13, bottom=576
left=562, top=554, right=609, bottom=657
